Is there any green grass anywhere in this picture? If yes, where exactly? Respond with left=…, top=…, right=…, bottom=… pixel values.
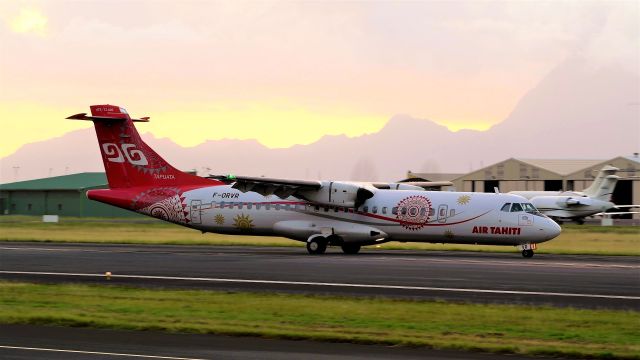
left=1, top=216, right=639, bottom=255
left=0, top=281, right=638, bottom=359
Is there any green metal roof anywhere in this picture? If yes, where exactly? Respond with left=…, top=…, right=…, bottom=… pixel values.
left=0, top=172, right=107, bottom=191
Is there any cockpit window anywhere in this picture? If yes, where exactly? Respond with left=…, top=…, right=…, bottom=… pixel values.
left=522, top=203, right=539, bottom=214
left=510, top=203, right=523, bottom=212
left=500, top=203, right=511, bottom=212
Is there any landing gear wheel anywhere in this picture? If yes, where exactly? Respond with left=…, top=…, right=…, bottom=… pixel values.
left=341, top=244, right=361, bottom=255
left=306, top=237, right=327, bottom=255
left=576, top=219, right=585, bottom=225
left=521, top=249, right=534, bottom=258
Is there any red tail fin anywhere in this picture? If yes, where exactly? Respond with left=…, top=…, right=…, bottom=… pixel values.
left=68, top=105, right=212, bottom=189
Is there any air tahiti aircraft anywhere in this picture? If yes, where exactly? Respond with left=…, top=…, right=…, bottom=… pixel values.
left=69, top=105, right=561, bottom=258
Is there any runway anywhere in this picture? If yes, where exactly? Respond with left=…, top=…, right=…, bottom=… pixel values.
left=0, top=324, right=539, bottom=360
left=1, top=242, right=638, bottom=309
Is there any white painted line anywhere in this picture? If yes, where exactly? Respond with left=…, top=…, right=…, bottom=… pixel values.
left=1, top=270, right=638, bottom=300
left=0, top=345, right=208, bottom=359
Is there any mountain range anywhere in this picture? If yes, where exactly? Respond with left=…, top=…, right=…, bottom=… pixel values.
left=2, top=57, right=638, bottom=183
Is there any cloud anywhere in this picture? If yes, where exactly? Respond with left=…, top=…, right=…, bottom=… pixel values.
left=8, top=7, right=47, bottom=36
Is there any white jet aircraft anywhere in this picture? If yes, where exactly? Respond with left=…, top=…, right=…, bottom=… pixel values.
left=69, top=105, right=561, bottom=258
left=510, top=166, right=620, bottom=224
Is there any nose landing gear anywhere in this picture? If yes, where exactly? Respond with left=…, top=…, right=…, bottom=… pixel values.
left=519, top=243, right=537, bottom=258
left=521, top=249, right=534, bottom=258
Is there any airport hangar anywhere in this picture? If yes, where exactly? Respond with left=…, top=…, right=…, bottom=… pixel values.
left=408, top=155, right=640, bottom=220
left=0, top=172, right=140, bottom=217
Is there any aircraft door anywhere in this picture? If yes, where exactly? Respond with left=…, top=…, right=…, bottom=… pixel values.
left=190, top=200, right=202, bottom=224
left=437, top=204, right=448, bottom=223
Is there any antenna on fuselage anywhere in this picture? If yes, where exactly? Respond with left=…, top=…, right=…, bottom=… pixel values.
left=494, top=187, right=500, bottom=194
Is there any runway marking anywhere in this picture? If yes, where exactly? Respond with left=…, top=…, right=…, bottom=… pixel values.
left=1, top=270, right=639, bottom=300
left=1, top=246, right=637, bottom=269
left=0, top=345, right=208, bottom=359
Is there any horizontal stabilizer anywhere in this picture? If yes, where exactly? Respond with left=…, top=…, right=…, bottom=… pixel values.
left=66, top=113, right=150, bottom=122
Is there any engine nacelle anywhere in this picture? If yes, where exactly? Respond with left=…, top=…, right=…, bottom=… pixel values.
left=298, top=181, right=375, bottom=208
left=531, top=195, right=592, bottom=209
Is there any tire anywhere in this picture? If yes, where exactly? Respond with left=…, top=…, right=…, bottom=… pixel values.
left=521, top=249, right=534, bottom=258
left=307, top=236, right=327, bottom=255
left=341, top=243, right=361, bottom=255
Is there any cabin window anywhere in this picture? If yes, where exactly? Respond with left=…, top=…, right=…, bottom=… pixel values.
left=439, top=208, right=446, bottom=217
left=314, top=205, right=320, bottom=212
left=363, top=206, right=368, bottom=213
left=247, top=203, right=252, bottom=209
left=392, top=207, right=398, bottom=215
left=275, top=204, right=281, bottom=210
left=334, top=207, right=339, bottom=212
left=382, top=207, right=387, bottom=214
left=238, top=203, right=244, bottom=209
left=372, top=206, right=378, bottom=214
left=324, top=206, right=329, bottom=212
left=510, top=203, right=523, bottom=212
left=401, top=207, right=407, bottom=215
left=429, top=208, right=435, bottom=216
left=500, top=203, right=511, bottom=212
left=265, top=204, right=271, bottom=210
left=284, top=204, right=291, bottom=210
left=256, top=203, right=261, bottom=210
left=420, top=207, right=427, bottom=216
left=339, top=207, right=345, bottom=212
left=450, top=209, right=455, bottom=217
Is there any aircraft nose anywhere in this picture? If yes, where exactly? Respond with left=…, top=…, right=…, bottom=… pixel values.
left=545, top=219, right=562, bottom=240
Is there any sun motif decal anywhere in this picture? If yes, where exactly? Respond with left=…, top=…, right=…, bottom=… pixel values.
left=396, top=195, right=432, bottom=230
left=214, top=214, right=225, bottom=225
left=233, top=213, right=254, bottom=231
left=444, top=230, right=455, bottom=239
left=457, top=195, right=471, bottom=205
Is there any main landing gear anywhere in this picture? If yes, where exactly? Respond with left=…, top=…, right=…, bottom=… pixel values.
left=306, top=235, right=327, bottom=255
left=306, top=235, right=362, bottom=255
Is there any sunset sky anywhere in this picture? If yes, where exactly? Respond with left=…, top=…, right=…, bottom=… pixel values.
left=0, top=1, right=638, bottom=159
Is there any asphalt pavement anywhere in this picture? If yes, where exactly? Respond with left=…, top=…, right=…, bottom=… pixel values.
left=1, top=242, right=638, bottom=309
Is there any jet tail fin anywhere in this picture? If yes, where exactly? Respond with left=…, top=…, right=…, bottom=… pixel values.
left=582, top=166, right=619, bottom=201
left=68, top=105, right=212, bottom=189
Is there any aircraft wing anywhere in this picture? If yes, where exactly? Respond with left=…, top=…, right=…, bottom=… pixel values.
left=209, top=175, right=322, bottom=198
left=595, top=211, right=640, bottom=216
left=614, top=205, right=640, bottom=209
left=369, top=181, right=453, bottom=190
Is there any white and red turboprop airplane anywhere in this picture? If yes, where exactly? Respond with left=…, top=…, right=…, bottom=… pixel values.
left=69, top=105, right=561, bottom=258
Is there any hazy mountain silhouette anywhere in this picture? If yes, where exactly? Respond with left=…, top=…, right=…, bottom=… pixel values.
left=2, top=57, right=638, bottom=183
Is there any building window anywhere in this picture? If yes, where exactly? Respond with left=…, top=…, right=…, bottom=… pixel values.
left=532, top=168, right=539, bottom=179
left=58, top=204, right=63, bottom=211
left=519, top=164, right=527, bottom=179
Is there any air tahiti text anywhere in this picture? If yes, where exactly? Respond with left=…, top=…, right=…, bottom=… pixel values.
left=212, top=192, right=240, bottom=199
left=472, top=226, right=521, bottom=235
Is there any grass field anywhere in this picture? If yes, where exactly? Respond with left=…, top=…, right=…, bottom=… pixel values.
left=0, top=281, right=638, bottom=359
left=1, top=216, right=638, bottom=255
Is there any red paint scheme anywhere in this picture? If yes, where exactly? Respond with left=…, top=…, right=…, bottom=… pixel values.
left=83, top=104, right=222, bottom=212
